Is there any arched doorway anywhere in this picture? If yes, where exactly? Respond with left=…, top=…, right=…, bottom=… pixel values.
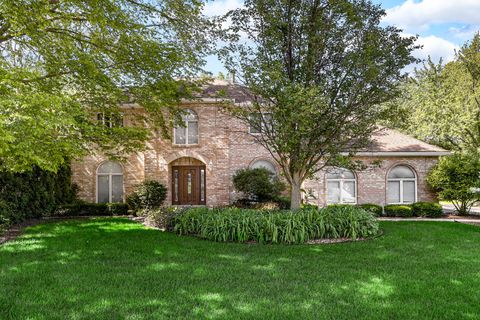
left=171, top=157, right=206, bottom=205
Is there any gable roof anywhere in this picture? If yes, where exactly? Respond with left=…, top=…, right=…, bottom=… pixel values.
left=357, top=127, right=450, bottom=156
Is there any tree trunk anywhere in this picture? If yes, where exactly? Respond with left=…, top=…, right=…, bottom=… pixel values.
left=290, top=173, right=303, bottom=210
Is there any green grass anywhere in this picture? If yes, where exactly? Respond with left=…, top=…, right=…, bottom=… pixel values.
left=1, top=218, right=480, bottom=319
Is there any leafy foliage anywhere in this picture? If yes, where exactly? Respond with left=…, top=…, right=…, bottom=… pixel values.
left=357, top=203, right=383, bottom=216
left=221, top=0, right=417, bottom=208
left=387, top=34, right=480, bottom=152
left=173, top=206, right=379, bottom=244
left=411, top=202, right=443, bottom=218
left=428, top=153, right=480, bottom=215
left=145, top=206, right=186, bottom=231
left=0, top=0, right=216, bottom=172
left=233, top=167, right=285, bottom=202
left=127, top=180, right=167, bottom=212
left=384, top=205, right=413, bottom=217
left=56, top=202, right=128, bottom=216
left=0, top=164, right=77, bottom=223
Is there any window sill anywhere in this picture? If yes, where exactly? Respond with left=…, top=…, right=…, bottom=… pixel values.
left=172, top=143, right=200, bottom=148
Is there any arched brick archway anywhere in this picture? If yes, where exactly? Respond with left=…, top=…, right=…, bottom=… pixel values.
left=169, top=156, right=207, bottom=205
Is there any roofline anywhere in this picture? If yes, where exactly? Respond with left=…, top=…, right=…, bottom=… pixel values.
left=345, top=151, right=451, bottom=157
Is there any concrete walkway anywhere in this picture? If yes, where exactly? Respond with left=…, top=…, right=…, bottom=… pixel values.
left=378, top=217, right=480, bottom=223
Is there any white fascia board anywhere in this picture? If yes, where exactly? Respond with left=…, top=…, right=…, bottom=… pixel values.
left=342, top=151, right=452, bottom=157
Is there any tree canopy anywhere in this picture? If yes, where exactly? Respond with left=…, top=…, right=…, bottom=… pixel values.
left=387, top=33, right=480, bottom=152
left=0, top=0, right=216, bottom=172
left=221, top=0, right=417, bottom=209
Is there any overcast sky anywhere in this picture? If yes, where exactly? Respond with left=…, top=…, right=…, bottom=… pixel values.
left=203, top=0, right=480, bottom=75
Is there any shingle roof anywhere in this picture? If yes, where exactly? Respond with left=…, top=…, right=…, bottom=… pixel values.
left=196, top=79, right=253, bottom=104
left=366, top=127, right=448, bottom=153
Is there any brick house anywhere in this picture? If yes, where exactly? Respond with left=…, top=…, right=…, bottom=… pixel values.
left=71, top=80, right=449, bottom=207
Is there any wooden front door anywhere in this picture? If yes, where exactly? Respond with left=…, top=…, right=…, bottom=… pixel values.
left=172, top=166, right=206, bottom=205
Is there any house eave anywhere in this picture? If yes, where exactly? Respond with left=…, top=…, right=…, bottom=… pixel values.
left=344, top=151, right=451, bottom=157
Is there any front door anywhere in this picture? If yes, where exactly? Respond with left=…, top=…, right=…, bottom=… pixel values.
left=172, top=166, right=206, bottom=205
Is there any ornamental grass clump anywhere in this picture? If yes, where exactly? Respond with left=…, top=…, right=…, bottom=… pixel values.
left=173, top=206, right=379, bottom=244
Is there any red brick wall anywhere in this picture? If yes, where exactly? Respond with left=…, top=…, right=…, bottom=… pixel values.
left=71, top=103, right=440, bottom=206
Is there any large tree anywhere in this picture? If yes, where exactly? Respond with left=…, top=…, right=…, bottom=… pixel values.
left=221, top=0, right=417, bottom=209
left=387, top=34, right=480, bottom=152
left=0, top=0, right=216, bottom=172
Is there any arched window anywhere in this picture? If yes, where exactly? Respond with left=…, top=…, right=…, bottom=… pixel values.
left=97, top=161, right=124, bottom=203
left=250, top=160, right=276, bottom=174
left=326, top=168, right=356, bottom=204
left=174, top=109, right=198, bottom=145
left=387, top=165, right=416, bottom=204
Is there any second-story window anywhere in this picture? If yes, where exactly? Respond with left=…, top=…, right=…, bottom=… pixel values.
left=174, top=109, right=198, bottom=145
left=249, top=113, right=273, bottom=134
left=97, top=113, right=124, bottom=128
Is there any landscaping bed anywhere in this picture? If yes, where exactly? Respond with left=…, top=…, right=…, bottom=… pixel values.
left=147, top=206, right=380, bottom=244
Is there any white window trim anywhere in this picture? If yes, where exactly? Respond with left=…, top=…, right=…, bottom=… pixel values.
left=248, top=113, right=272, bottom=135
left=387, top=178, right=417, bottom=204
left=327, top=177, right=357, bottom=204
left=173, top=111, right=199, bottom=145
left=96, top=163, right=124, bottom=203
left=97, top=112, right=124, bottom=128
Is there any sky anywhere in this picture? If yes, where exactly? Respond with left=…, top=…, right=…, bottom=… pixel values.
left=202, top=0, right=480, bottom=75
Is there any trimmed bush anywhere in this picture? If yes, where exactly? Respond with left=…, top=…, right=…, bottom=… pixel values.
left=173, top=206, right=379, bottom=244
left=233, top=168, right=285, bottom=202
left=56, top=202, right=128, bottom=216
left=411, top=202, right=443, bottom=218
left=127, top=180, right=167, bottom=212
left=0, top=164, right=77, bottom=223
left=357, top=203, right=383, bottom=216
left=384, top=204, right=413, bottom=217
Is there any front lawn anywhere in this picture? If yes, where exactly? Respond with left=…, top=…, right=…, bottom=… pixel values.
left=1, top=218, right=480, bottom=319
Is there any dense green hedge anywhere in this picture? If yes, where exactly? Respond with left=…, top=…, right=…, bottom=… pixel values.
left=172, top=206, right=379, bottom=244
left=56, top=203, right=129, bottom=216
left=384, top=205, right=413, bottom=217
left=357, top=203, right=383, bottom=216
left=326, top=203, right=383, bottom=216
left=0, top=165, right=77, bottom=231
left=411, top=202, right=443, bottom=217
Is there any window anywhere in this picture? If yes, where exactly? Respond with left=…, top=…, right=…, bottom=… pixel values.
left=249, top=113, right=273, bottom=134
left=97, top=113, right=124, bottom=128
left=174, top=109, right=198, bottom=145
left=250, top=160, right=276, bottom=174
left=326, top=168, right=356, bottom=204
left=97, top=161, right=124, bottom=203
left=387, top=165, right=416, bottom=204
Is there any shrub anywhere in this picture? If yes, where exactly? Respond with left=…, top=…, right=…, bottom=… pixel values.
left=145, top=207, right=185, bottom=231
left=0, top=200, right=13, bottom=234
left=128, top=180, right=167, bottom=211
left=384, top=205, right=413, bottom=217
left=0, top=164, right=77, bottom=223
left=233, top=168, right=285, bottom=202
left=56, top=202, right=128, bottom=216
left=273, top=195, right=291, bottom=209
left=428, top=152, right=480, bottom=215
left=357, top=203, right=383, bottom=216
left=411, top=202, right=443, bottom=218
left=172, top=206, right=379, bottom=244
